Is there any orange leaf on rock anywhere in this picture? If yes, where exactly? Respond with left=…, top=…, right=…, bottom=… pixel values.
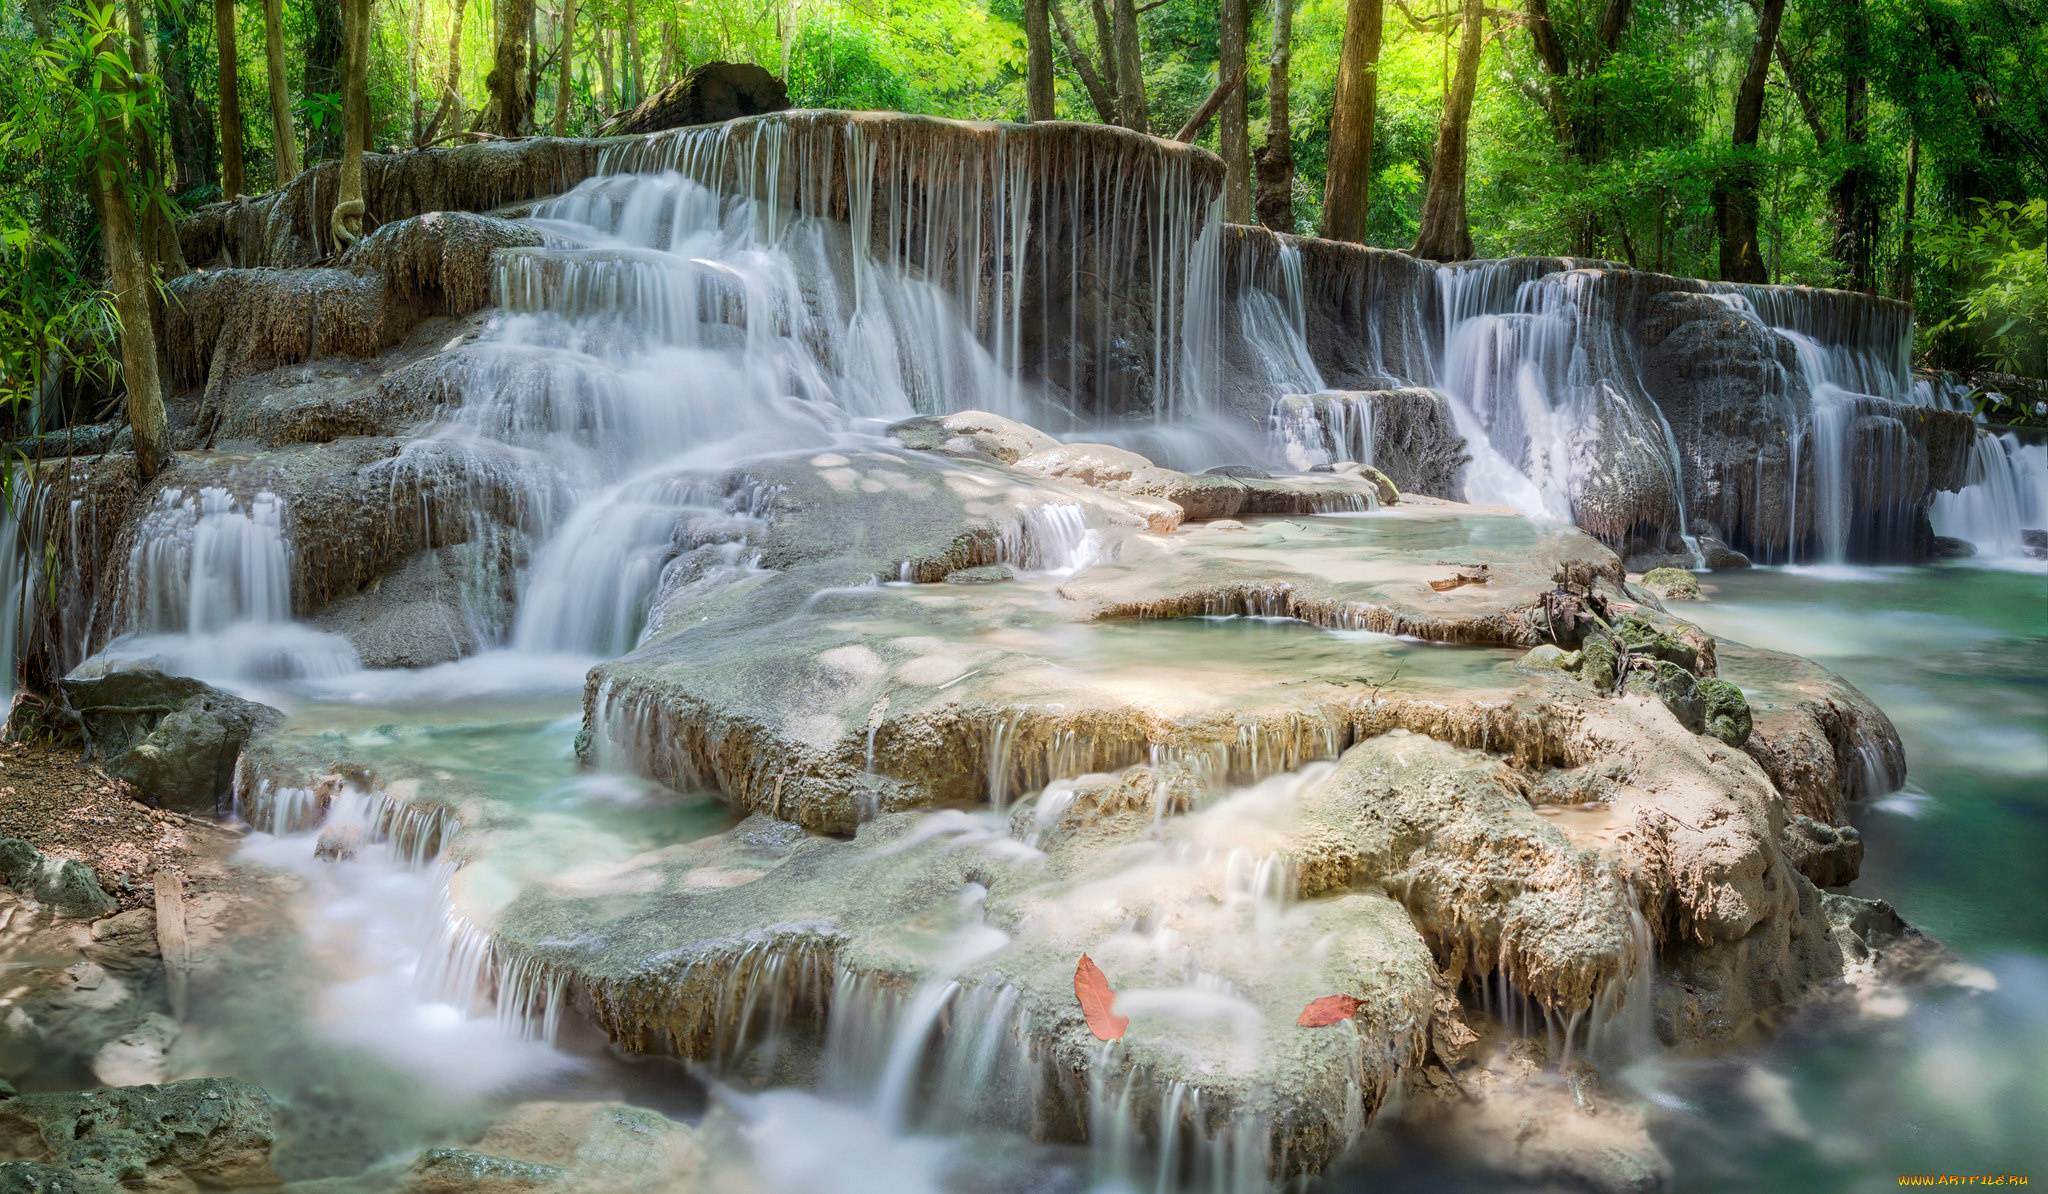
left=1074, top=954, right=1129, bottom=1041
left=1297, top=994, right=1362, bottom=1026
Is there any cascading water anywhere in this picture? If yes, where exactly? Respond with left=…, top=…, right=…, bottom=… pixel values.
left=99, top=486, right=359, bottom=685
left=1931, top=430, right=2048, bottom=559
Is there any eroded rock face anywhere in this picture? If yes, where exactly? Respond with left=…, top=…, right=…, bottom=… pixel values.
left=0, top=1078, right=279, bottom=1193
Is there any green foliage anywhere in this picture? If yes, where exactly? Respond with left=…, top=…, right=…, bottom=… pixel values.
left=1921, top=198, right=2048, bottom=377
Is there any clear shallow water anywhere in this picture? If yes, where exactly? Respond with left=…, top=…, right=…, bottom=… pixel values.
left=1645, top=563, right=2048, bottom=1191
left=1316, top=561, right=2048, bottom=1193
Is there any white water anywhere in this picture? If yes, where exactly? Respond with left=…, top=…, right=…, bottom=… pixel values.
left=1931, top=431, right=2048, bottom=561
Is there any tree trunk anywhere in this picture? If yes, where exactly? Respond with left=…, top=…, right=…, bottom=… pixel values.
left=91, top=25, right=170, bottom=481
left=1113, top=0, right=1148, bottom=131
left=306, top=0, right=343, bottom=161
left=263, top=0, right=300, bottom=182
left=1714, top=0, right=1784, bottom=282
left=1408, top=0, right=1483, bottom=262
left=1898, top=133, right=1918, bottom=304
left=331, top=0, right=370, bottom=251
left=1052, top=0, right=1118, bottom=123
left=121, top=0, right=186, bottom=292
left=488, top=0, right=537, bottom=136
left=1254, top=0, right=1294, bottom=231
left=215, top=0, right=245, bottom=197
left=1025, top=0, right=1057, bottom=121
left=625, top=0, right=640, bottom=108
left=555, top=0, right=579, bottom=134
left=425, top=0, right=468, bottom=142
left=159, top=2, right=217, bottom=193
left=597, top=27, right=614, bottom=114
left=1219, top=0, right=1250, bottom=219
left=1092, top=0, right=1119, bottom=101
left=407, top=0, right=427, bottom=143
left=1833, top=0, right=1872, bottom=291
left=1318, top=0, right=1382, bottom=242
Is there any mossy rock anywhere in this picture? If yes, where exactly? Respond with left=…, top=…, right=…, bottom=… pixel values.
left=1624, top=659, right=1704, bottom=733
left=1698, top=677, right=1752, bottom=747
left=1640, top=566, right=1701, bottom=600
left=1580, top=635, right=1620, bottom=691
left=1611, top=612, right=1699, bottom=673
left=0, top=837, right=117, bottom=919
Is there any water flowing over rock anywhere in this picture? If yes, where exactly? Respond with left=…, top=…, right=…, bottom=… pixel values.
left=13, top=108, right=1997, bottom=1193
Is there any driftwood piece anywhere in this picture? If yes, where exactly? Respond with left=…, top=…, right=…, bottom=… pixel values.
left=153, top=867, right=189, bottom=1020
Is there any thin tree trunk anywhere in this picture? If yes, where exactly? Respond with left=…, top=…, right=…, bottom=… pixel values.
left=407, top=0, right=427, bottom=143
left=263, top=0, right=300, bottom=182
left=1051, top=0, right=1118, bottom=122
left=425, top=0, right=468, bottom=141
left=1219, top=0, right=1250, bottom=219
left=1113, top=0, right=1148, bottom=131
left=1714, top=0, right=1784, bottom=282
left=1898, top=133, right=1918, bottom=305
left=1254, top=0, right=1294, bottom=231
left=215, top=0, right=245, bottom=197
left=160, top=2, right=217, bottom=192
left=332, top=0, right=370, bottom=251
left=1408, top=0, right=1483, bottom=262
left=624, top=0, right=640, bottom=107
left=306, top=0, right=343, bottom=160
left=1833, top=0, right=1872, bottom=291
left=122, top=0, right=186, bottom=300
left=1318, top=0, right=1382, bottom=241
left=91, top=24, right=170, bottom=480
left=555, top=0, right=579, bottom=133
left=1025, top=0, right=1057, bottom=121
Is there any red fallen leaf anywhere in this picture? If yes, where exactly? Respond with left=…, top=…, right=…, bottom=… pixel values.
left=1074, top=954, right=1129, bottom=1041
left=1297, top=994, right=1362, bottom=1026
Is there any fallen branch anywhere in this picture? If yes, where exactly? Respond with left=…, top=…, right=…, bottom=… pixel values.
left=1173, top=63, right=1249, bottom=143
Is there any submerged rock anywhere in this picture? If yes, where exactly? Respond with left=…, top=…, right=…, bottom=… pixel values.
left=0, top=1077, right=278, bottom=1193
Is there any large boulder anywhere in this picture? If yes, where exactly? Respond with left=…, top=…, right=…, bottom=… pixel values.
left=0, top=1078, right=279, bottom=1193
left=598, top=63, right=791, bottom=137
left=56, top=669, right=283, bottom=816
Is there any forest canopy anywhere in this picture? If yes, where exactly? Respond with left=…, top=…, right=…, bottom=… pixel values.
left=2, top=0, right=2045, bottom=431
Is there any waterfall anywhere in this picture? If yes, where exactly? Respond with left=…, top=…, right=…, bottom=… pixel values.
left=1, top=471, right=27, bottom=700
left=1931, top=431, right=2048, bottom=559
left=99, top=486, right=358, bottom=685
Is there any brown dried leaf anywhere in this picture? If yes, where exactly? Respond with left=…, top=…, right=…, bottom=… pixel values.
left=1297, top=993, right=1362, bottom=1026
left=1074, top=954, right=1129, bottom=1041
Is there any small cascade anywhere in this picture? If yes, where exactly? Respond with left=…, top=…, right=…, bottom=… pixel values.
left=99, top=486, right=358, bottom=685
left=1931, top=431, right=2048, bottom=559
left=1227, top=233, right=1325, bottom=400
left=123, top=487, right=292, bottom=635
left=0, top=473, right=26, bottom=699
left=1267, top=392, right=1375, bottom=471
left=1432, top=265, right=1669, bottom=524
